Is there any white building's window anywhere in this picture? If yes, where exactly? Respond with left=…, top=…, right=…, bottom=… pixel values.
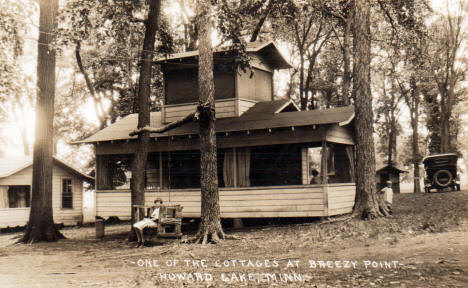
left=62, top=179, right=73, bottom=209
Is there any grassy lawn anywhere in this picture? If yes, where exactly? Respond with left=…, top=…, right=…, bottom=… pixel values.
left=0, top=191, right=467, bottom=287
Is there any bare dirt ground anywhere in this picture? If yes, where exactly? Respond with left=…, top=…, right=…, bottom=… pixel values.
left=1, top=191, right=467, bottom=287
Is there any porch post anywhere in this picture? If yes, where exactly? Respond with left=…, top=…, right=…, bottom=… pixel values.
left=233, top=147, right=238, bottom=187
left=159, top=152, right=163, bottom=188
left=321, top=140, right=328, bottom=184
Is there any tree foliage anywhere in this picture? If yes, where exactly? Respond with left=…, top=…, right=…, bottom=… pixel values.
left=56, top=0, right=174, bottom=129
left=422, top=1, right=468, bottom=153
left=0, top=0, right=36, bottom=155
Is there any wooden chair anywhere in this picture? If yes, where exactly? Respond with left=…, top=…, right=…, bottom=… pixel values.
left=132, top=204, right=183, bottom=238
left=157, top=205, right=183, bottom=238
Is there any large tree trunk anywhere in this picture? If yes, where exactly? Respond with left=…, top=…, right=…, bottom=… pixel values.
left=341, top=16, right=352, bottom=106
left=20, top=0, right=64, bottom=244
left=351, top=0, right=383, bottom=219
left=129, top=0, right=161, bottom=240
left=192, top=0, right=225, bottom=244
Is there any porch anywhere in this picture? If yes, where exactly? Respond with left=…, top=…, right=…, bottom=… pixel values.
left=95, top=183, right=355, bottom=219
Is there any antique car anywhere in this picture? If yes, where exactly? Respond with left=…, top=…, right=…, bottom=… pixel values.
left=423, top=153, right=461, bottom=192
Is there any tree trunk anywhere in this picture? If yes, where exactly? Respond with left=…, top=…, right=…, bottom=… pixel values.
left=129, top=0, right=161, bottom=241
left=341, top=16, right=352, bottom=106
left=423, top=91, right=441, bottom=153
left=351, top=0, right=382, bottom=219
left=192, top=0, right=225, bottom=244
left=410, top=79, right=421, bottom=193
left=75, top=41, right=106, bottom=128
left=412, top=123, right=421, bottom=193
left=249, top=0, right=273, bottom=42
left=299, top=52, right=306, bottom=110
left=305, top=63, right=314, bottom=110
left=440, top=103, right=451, bottom=153
left=19, top=0, right=64, bottom=244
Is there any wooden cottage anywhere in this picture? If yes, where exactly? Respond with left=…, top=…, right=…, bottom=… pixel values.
left=76, top=41, right=357, bottom=220
left=0, top=156, right=93, bottom=228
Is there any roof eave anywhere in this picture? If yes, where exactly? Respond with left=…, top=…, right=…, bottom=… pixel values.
left=339, top=111, right=355, bottom=126
left=53, top=158, right=94, bottom=183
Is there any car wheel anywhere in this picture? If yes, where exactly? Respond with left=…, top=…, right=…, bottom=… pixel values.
left=433, top=169, right=453, bottom=188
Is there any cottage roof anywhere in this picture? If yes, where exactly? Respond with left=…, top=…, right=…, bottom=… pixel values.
left=0, top=156, right=94, bottom=182
left=75, top=101, right=355, bottom=144
left=376, top=164, right=408, bottom=174
left=155, top=41, right=292, bottom=69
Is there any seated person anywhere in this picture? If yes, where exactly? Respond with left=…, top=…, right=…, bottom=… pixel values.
left=310, top=169, right=322, bottom=184
left=133, top=199, right=163, bottom=247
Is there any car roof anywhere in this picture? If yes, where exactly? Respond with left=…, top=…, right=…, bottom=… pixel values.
left=422, top=153, right=457, bottom=162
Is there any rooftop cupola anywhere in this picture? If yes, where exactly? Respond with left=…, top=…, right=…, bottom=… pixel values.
left=155, top=41, right=292, bottom=123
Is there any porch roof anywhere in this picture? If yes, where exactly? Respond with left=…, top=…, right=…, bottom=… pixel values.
left=75, top=102, right=355, bottom=144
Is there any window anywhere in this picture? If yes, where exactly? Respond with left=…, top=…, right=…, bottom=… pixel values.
left=6, top=186, right=30, bottom=208
left=62, top=179, right=73, bottom=209
left=306, top=144, right=353, bottom=184
left=250, top=144, right=302, bottom=187
left=307, top=147, right=322, bottom=184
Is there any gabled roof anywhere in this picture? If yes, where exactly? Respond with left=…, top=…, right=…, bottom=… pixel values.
left=156, top=41, right=292, bottom=70
left=376, top=164, right=408, bottom=174
left=75, top=102, right=355, bottom=144
left=0, top=156, right=94, bottom=183
left=241, top=99, right=299, bottom=119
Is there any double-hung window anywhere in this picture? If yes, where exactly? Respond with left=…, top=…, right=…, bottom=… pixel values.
left=62, top=179, right=73, bottom=209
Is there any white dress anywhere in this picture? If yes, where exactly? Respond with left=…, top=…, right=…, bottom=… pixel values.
left=133, top=208, right=160, bottom=230
left=381, top=187, right=393, bottom=204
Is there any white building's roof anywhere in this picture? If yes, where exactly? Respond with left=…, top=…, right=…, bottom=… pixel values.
left=0, top=156, right=93, bottom=182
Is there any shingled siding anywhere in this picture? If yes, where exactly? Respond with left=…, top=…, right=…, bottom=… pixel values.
left=95, top=184, right=355, bottom=219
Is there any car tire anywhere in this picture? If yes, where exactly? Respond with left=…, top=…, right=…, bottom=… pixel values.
left=433, top=169, right=453, bottom=188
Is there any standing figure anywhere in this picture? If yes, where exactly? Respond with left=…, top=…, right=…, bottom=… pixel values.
left=133, top=199, right=163, bottom=247
left=379, top=180, right=393, bottom=215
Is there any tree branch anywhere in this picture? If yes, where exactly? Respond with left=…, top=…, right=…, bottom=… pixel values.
left=75, top=41, right=106, bottom=124
left=378, top=1, right=398, bottom=37
left=249, top=0, right=273, bottom=42
left=129, top=110, right=199, bottom=136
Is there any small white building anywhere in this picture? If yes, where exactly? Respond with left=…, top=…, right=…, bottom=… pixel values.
left=0, top=156, right=93, bottom=228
